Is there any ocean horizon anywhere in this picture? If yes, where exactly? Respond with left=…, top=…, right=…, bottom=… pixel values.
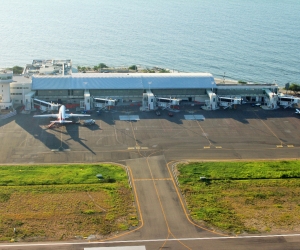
left=1, top=0, right=299, bottom=86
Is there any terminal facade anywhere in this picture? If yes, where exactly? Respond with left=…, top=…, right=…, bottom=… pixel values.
left=1, top=59, right=299, bottom=112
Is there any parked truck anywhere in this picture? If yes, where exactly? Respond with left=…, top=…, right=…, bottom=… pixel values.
left=82, top=119, right=95, bottom=126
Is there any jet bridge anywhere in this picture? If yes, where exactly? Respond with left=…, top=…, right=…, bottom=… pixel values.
left=93, top=97, right=116, bottom=109
left=142, top=90, right=156, bottom=110
left=33, top=98, right=60, bottom=112
left=25, top=91, right=35, bottom=111
left=278, top=94, right=300, bottom=109
left=156, top=97, right=180, bottom=109
left=263, top=89, right=278, bottom=109
left=218, top=96, right=241, bottom=109
left=201, top=90, right=217, bottom=110
left=84, top=90, right=90, bottom=110
left=142, top=92, right=180, bottom=111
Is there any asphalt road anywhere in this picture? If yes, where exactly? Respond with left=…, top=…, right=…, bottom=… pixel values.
left=0, top=104, right=299, bottom=250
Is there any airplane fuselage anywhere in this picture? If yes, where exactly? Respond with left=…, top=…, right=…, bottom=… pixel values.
left=58, top=105, right=67, bottom=122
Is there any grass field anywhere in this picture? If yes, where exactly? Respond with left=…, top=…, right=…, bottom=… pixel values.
left=177, top=160, right=300, bottom=234
left=0, top=164, right=138, bottom=242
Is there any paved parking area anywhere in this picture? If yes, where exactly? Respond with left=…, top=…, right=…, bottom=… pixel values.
left=0, top=104, right=299, bottom=164
left=1, top=104, right=300, bottom=250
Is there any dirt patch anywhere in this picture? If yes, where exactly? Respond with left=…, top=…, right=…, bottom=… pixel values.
left=226, top=186, right=300, bottom=233
left=0, top=187, right=137, bottom=242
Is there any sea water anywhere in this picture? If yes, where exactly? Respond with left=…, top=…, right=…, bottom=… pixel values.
left=0, top=0, right=299, bottom=86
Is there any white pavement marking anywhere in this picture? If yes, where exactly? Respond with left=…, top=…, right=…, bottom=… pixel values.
left=128, top=147, right=148, bottom=150
left=2, top=234, right=300, bottom=247
left=119, top=115, right=140, bottom=121
left=184, top=115, right=205, bottom=120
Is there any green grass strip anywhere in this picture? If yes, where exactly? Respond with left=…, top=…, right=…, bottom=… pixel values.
left=177, top=160, right=300, bottom=234
left=0, top=164, right=128, bottom=186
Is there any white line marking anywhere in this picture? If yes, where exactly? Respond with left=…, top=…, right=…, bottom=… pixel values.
left=2, top=234, right=300, bottom=247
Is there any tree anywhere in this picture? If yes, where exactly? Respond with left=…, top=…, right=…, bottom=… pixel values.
left=98, top=63, right=108, bottom=69
left=145, top=68, right=155, bottom=73
left=13, top=66, right=24, bottom=74
left=159, top=69, right=170, bottom=73
left=8, top=66, right=24, bottom=74
left=289, top=83, right=300, bottom=94
left=129, top=65, right=137, bottom=71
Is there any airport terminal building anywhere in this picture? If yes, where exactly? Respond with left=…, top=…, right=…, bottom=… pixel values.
left=2, top=59, right=299, bottom=112
left=32, top=73, right=216, bottom=109
left=30, top=72, right=282, bottom=111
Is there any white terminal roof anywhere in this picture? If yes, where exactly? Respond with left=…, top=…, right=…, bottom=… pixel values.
left=32, top=73, right=216, bottom=90
left=12, top=75, right=33, bottom=84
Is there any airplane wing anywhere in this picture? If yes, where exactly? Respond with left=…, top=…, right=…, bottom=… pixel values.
left=33, top=114, right=59, bottom=118
left=67, top=114, right=91, bottom=118
left=295, top=109, right=300, bottom=114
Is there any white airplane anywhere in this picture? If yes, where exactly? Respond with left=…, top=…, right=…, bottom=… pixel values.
left=295, top=109, right=300, bottom=115
left=33, top=105, right=90, bottom=124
